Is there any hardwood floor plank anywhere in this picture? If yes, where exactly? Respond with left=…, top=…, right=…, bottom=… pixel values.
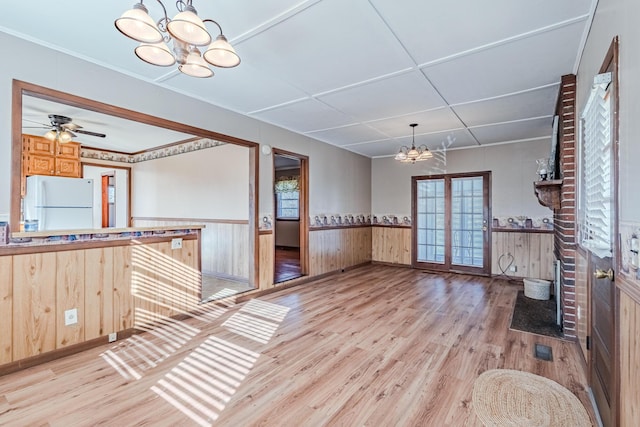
left=0, top=265, right=595, bottom=426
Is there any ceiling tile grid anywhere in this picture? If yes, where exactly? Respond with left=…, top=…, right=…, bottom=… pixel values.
left=5, top=0, right=598, bottom=158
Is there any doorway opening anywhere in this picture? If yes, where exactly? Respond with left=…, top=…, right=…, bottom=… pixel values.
left=83, top=163, right=130, bottom=228
left=101, top=174, right=115, bottom=227
left=273, top=149, right=308, bottom=283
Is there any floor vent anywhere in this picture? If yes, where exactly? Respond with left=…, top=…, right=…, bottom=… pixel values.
left=534, top=343, right=553, bottom=361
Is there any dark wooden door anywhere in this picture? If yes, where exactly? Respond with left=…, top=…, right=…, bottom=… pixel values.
left=101, top=175, right=109, bottom=228
left=590, top=253, right=615, bottom=426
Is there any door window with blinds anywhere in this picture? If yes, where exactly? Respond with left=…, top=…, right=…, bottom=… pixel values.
left=578, top=72, right=613, bottom=258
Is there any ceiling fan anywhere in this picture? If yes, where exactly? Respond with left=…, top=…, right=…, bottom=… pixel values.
left=24, top=114, right=106, bottom=143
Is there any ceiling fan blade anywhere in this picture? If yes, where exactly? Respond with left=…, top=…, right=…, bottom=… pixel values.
left=23, top=118, right=50, bottom=126
left=75, top=129, right=106, bottom=138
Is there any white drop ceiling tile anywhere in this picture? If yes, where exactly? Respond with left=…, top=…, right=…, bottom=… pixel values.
left=317, top=71, right=446, bottom=122
left=366, top=108, right=464, bottom=137
left=165, top=0, right=306, bottom=41
left=344, top=140, right=403, bottom=158
left=251, top=98, right=352, bottom=133
left=306, top=124, right=388, bottom=146
left=370, top=0, right=591, bottom=64
left=236, top=0, right=414, bottom=94
left=161, top=62, right=307, bottom=113
left=452, top=85, right=559, bottom=127
left=470, top=117, right=552, bottom=145
left=414, top=129, right=478, bottom=151
left=423, top=22, right=584, bottom=104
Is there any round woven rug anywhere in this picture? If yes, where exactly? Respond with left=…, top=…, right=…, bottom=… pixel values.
left=472, top=369, right=591, bottom=426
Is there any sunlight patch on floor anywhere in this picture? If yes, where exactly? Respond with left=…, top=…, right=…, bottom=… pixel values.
left=151, top=336, right=260, bottom=426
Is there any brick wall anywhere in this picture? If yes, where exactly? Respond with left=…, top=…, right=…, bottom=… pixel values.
left=553, top=74, right=577, bottom=338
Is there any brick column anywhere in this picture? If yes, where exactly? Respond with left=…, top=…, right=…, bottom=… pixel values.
left=553, top=74, right=577, bottom=338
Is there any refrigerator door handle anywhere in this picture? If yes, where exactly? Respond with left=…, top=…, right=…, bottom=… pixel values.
left=40, top=180, right=47, bottom=207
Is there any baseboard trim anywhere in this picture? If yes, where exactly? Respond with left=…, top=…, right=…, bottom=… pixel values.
left=0, top=329, right=134, bottom=378
left=371, top=261, right=411, bottom=268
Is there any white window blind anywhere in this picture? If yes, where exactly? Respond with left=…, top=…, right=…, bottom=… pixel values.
left=579, top=72, right=612, bottom=258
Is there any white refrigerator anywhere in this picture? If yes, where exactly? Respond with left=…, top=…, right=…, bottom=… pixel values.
left=24, top=175, right=94, bottom=231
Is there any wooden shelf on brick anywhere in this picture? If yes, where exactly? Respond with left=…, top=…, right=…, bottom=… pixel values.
left=533, top=179, right=563, bottom=210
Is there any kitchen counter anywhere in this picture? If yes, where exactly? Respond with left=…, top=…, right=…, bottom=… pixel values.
left=1, top=224, right=204, bottom=255
left=11, top=224, right=204, bottom=239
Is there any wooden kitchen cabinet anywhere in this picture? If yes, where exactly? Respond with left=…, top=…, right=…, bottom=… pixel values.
left=24, top=134, right=55, bottom=156
left=55, top=140, right=80, bottom=159
left=22, top=134, right=82, bottom=182
left=55, top=157, right=81, bottom=177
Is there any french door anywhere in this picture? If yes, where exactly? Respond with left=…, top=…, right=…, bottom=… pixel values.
left=412, top=172, right=491, bottom=275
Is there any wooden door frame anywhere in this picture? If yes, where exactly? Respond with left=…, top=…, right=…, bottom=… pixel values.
left=411, top=171, right=492, bottom=276
left=578, top=36, right=619, bottom=427
left=272, top=148, right=309, bottom=279
left=12, top=80, right=260, bottom=289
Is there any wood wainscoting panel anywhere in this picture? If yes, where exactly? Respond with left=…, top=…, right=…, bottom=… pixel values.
left=259, top=233, right=274, bottom=289
left=155, top=241, right=180, bottom=319
left=84, top=248, right=114, bottom=340
left=130, top=240, right=201, bottom=321
left=372, top=226, right=411, bottom=265
left=491, top=232, right=554, bottom=279
left=0, top=256, right=12, bottom=364
left=112, top=245, right=133, bottom=332
left=309, top=227, right=372, bottom=276
left=12, top=252, right=57, bottom=360
left=133, top=218, right=249, bottom=282
left=131, top=242, right=163, bottom=328
left=55, top=250, right=85, bottom=349
left=177, top=239, right=201, bottom=311
left=620, top=288, right=640, bottom=426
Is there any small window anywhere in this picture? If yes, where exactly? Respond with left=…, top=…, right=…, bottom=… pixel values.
left=276, top=191, right=299, bottom=219
left=578, top=73, right=613, bottom=258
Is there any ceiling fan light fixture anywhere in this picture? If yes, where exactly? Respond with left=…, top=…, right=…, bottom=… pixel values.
left=115, top=2, right=163, bottom=44
left=204, top=34, right=241, bottom=68
left=44, top=129, right=57, bottom=141
left=58, top=130, right=74, bottom=144
left=179, top=47, right=213, bottom=78
left=167, top=6, right=211, bottom=46
left=135, top=41, right=176, bottom=66
left=115, top=0, right=239, bottom=78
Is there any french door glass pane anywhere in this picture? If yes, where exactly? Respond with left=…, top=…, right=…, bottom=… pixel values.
left=416, top=179, right=445, bottom=263
left=451, top=177, right=484, bottom=267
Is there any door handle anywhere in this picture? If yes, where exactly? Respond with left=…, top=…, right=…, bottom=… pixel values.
left=594, top=268, right=614, bottom=281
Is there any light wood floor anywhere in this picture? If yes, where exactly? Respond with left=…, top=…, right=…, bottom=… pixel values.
left=0, top=265, right=595, bottom=426
left=201, top=274, right=253, bottom=302
left=274, top=247, right=302, bottom=283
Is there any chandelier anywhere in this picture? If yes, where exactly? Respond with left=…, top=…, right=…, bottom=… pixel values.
left=115, top=0, right=240, bottom=78
left=394, top=123, right=432, bottom=163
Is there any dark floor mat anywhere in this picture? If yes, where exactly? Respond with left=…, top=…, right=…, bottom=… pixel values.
left=510, top=290, right=563, bottom=338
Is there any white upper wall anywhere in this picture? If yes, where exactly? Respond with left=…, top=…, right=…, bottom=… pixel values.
left=0, top=32, right=372, bottom=224
left=576, top=0, right=640, bottom=221
left=133, top=144, right=249, bottom=220
left=371, top=139, right=553, bottom=219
